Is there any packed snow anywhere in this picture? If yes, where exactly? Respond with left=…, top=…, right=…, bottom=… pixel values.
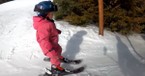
left=0, top=0, right=145, bottom=76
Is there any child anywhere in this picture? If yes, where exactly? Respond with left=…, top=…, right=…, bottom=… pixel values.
left=33, top=1, right=71, bottom=73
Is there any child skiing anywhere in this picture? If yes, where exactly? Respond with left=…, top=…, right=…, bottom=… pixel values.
left=33, top=1, right=82, bottom=75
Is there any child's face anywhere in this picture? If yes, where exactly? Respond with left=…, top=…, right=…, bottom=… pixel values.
left=46, top=12, right=54, bottom=19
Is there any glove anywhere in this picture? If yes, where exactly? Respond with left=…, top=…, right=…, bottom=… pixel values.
left=57, top=29, right=61, bottom=34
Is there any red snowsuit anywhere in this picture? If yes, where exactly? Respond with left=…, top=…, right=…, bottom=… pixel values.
left=33, top=16, right=62, bottom=66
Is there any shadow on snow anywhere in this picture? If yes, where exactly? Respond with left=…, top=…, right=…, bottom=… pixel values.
left=116, top=35, right=145, bottom=76
left=62, top=30, right=87, bottom=69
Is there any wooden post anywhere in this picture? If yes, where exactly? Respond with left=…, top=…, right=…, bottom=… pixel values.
left=98, top=0, right=104, bottom=36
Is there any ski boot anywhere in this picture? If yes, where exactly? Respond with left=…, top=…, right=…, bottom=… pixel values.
left=60, top=57, right=82, bottom=64
left=51, top=65, right=71, bottom=76
left=41, top=65, right=85, bottom=76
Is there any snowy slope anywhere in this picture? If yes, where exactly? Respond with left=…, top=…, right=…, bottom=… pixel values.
left=0, top=0, right=145, bottom=76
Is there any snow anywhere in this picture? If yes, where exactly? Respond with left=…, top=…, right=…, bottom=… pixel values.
left=0, top=0, right=145, bottom=76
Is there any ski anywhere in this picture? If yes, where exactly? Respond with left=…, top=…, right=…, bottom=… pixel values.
left=63, top=66, right=85, bottom=74
left=43, top=57, right=82, bottom=64
left=62, top=59, right=82, bottom=64
left=39, top=66, right=85, bottom=76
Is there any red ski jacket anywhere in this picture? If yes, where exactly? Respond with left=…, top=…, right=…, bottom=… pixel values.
left=33, top=16, right=61, bottom=56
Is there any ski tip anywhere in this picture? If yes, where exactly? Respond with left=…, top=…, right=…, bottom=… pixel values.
left=39, top=72, right=52, bottom=76
left=72, top=65, right=86, bottom=73
left=75, top=59, right=83, bottom=64
left=81, top=65, right=87, bottom=69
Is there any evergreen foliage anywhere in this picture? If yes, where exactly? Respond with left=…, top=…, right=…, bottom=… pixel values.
left=104, top=0, right=145, bottom=34
left=53, top=0, right=145, bottom=34
left=0, top=0, right=13, bottom=4
left=54, top=0, right=98, bottom=26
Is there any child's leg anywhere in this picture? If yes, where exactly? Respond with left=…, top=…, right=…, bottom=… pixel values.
left=46, top=50, right=61, bottom=66
left=55, top=45, right=63, bottom=59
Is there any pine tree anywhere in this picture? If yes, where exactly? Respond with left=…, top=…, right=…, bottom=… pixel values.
left=54, top=0, right=98, bottom=26
left=104, top=0, right=145, bottom=34
left=54, top=0, right=145, bottom=34
left=0, top=0, right=12, bottom=4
